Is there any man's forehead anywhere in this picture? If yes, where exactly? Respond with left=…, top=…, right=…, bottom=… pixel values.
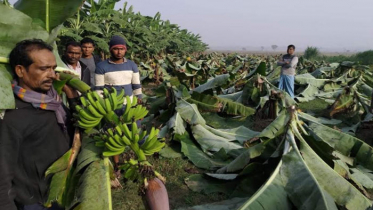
left=112, top=46, right=126, bottom=50
left=30, top=50, right=56, bottom=64
left=67, top=45, right=82, bottom=51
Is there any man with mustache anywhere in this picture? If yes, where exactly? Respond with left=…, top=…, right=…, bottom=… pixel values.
left=62, top=41, right=91, bottom=86
left=0, top=39, right=78, bottom=210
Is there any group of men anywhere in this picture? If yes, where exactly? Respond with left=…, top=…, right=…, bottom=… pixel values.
left=0, top=35, right=142, bottom=210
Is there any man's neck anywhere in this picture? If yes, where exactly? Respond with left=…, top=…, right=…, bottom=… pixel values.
left=110, top=57, right=124, bottom=64
left=82, top=54, right=93, bottom=59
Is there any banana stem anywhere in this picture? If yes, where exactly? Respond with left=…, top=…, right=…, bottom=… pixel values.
left=0, top=57, right=9, bottom=63
left=46, top=0, right=50, bottom=32
left=104, top=157, right=113, bottom=210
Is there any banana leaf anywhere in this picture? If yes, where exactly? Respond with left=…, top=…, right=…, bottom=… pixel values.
left=193, top=74, right=232, bottom=93
left=167, top=112, right=186, bottom=135
left=216, top=143, right=265, bottom=174
left=281, top=145, right=338, bottom=210
left=295, top=73, right=328, bottom=87
left=258, top=110, right=290, bottom=140
left=191, top=124, right=242, bottom=153
left=187, top=92, right=255, bottom=117
left=298, top=112, right=341, bottom=125
left=295, top=84, right=320, bottom=102
left=14, top=0, right=85, bottom=31
left=238, top=161, right=292, bottom=210
left=205, top=126, right=259, bottom=144
left=307, top=122, right=373, bottom=171
left=68, top=159, right=111, bottom=210
left=298, top=135, right=372, bottom=210
left=185, top=174, right=239, bottom=195
left=44, top=129, right=82, bottom=207
left=176, top=100, right=206, bottom=125
left=180, top=133, right=230, bottom=170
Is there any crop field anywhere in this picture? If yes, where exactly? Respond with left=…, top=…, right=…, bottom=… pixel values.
left=1, top=1, right=373, bottom=210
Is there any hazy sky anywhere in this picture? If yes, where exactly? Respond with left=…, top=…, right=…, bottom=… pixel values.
left=9, top=0, right=373, bottom=51
left=122, top=0, right=373, bottom=51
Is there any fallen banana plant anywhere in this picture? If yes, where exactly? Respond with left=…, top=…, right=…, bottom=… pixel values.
left=183, top=106, right=373, bottom=210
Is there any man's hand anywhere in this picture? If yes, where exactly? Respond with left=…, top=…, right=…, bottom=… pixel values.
left=63, top=85, right=79, bottom=99
left=137, top=98, right=142, bottom=105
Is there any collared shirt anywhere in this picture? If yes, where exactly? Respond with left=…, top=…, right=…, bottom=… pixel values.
left=67, top=62, right=82, bottom=78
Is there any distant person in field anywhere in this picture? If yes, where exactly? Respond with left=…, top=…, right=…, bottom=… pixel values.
left=94, top=35, right=142, bottom=108
left=80, top=38, right=102, bottom=87
left=0, top=39, right=78, bottom=210
left=62, top=41, right=91, bottom=86
left=277, top=45, right=298, bottom=98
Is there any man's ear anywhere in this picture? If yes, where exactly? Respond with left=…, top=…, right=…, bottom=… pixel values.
left=15, top=65, right=26, bottom=79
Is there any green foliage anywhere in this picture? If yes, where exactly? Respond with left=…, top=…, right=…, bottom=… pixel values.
left=355, top=50, right=373, bottom=65
left=59, top=1, right=208, bottom=59
left=304, top=46, right=320, bottom=60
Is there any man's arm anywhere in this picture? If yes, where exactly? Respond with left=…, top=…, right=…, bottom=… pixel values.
left=0, top=122, right=20, bottom=210
left=131, top=62, right=142, bottom=101
left=94, top=64, right=105, bottom=96
left=277, top=56, right=285, bottom=66
left=284, top=56, right=298, bottom=68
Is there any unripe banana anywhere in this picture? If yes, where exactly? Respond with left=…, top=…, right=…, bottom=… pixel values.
left=87, top=104, right=103, bottom=118
left=103, top=148, right=125, bottom=157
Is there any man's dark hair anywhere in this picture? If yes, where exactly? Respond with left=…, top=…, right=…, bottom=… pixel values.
left=288, top=45, right=295, bottom=50
left=81, top=38, right=95, bottom=47
left=9, top=39, right=53, bottom=72
left=65, top=41, right=81, bottom=50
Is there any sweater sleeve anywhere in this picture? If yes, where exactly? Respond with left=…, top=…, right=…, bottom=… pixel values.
left=131, top=62, right=142, bottom=99
left=0, top=121, right=21, bottom=210
left=290, top=56, right=299, bottom=68
left=284, top=56, right=298, bottom=68
left=94, top=63, right=105, bottom=96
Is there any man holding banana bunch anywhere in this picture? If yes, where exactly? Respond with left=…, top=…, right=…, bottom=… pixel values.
left=0, top=39, right=78, bottom=210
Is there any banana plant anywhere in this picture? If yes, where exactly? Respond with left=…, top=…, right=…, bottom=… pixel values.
left=182, top=106, right=373, bottom=210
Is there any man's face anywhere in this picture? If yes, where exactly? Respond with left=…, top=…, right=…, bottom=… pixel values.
left=16, top=49, right=57, bottom=93
left=110, top=47, right=126, bottom=60
left=65, top=45, right=82, bottom=65
left=81, top=43, right=94, bottom=57
left=287, top=47, right=295, bottom=55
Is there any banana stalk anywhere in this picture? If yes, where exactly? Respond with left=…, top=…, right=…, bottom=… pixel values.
left=0, top=56, right=9, bottom=63
left=104, top=157, right=113, bottom=210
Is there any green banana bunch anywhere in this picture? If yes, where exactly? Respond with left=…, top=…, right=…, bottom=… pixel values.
left=140, top=127, right=165, bottom=156
left=74, top=104, right=103, bottom=131
left=120, top=159, right=140, bottom=180
left=120, top=95, right=149, bottom=123
left=102, top=87, right=125, bottom=112
left=74, top=88, right=127, bottom=130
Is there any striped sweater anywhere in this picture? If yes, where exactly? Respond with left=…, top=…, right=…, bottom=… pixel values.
left=95, top=58, right=142, bottom=103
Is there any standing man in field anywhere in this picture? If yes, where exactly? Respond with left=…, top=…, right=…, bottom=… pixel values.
left=62, top=41, right=91, bottom=86
left=0, top=39, right=78, bottom=210
left=277, top=45, right=298, bottom=98
left=95, top=35, right=142, bottom=174
left=95, top=35, right=142, bottom=108
left=80, top=38, right=102, bottom=87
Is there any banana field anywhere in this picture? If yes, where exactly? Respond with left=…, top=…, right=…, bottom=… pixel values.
left=1, top=1, right=373, bottom=210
